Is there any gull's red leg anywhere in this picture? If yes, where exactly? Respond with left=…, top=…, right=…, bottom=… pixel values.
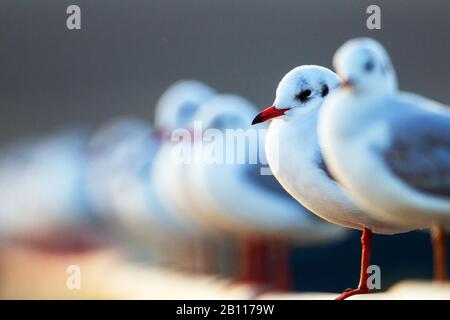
left=239, top=237, right=269, bottom=285
left=336, top=228, right=373, bottom=300
left=238, top=237, right=252, bottom=281
left=269, top=239, right=292, bottom=291
left=431, top=226, right=448, bottom=282
left=249, top=238, right=269, bottom=284
left=239, top=237, right=259, bottom=282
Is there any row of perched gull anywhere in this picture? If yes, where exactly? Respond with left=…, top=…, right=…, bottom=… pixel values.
left=0, top=37, right=448, bottom=300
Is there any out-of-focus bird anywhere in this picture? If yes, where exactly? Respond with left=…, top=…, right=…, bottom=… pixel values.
left=252, top=65, right=411, bottom=299
left=192, top=94, right=347, bottom=290
left=318, top=38, right=450, bottom=286
left=85, top=117, right=191, bottom=265
left=0, top=129, right=104, bottom=252
left=151, top=80, right=221, bottom=274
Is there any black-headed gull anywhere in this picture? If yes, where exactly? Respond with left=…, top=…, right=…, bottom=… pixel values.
left=193, top=94, right=347, bottom=289
left=252, top=65, right=411, bottom=299
left=319, top=38, right=450, bottom=283
left=0, top=129, right=104, bottom=250
left=86, top=117, right=191, bottom=264
left=152, top=80, right=217, bottom=233
left=152, top=80, right=221, bottom=273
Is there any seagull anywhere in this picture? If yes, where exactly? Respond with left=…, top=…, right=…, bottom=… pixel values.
left=193, top=94, right=347, bottom=290
left=85, top=117, right=191, bottom=264
left=252, top=65, right=412, bottom=299
left=318, top=38, right=450, bottom=284
left=151, top=80, right=222, bottom=274
left=152, top=80, right=217, bottom=233
left=0, top=129, right=104, bottom=251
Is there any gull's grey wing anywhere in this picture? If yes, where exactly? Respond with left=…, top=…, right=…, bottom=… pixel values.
left=244, top=163, right=293, bottom=198
left=243, top=163, right=321, bottom=219
left=239, top=133, right=297, bottom=200
left=383, top=105, right=450, bottom=198
left=317, top=150, right=336, bottom=181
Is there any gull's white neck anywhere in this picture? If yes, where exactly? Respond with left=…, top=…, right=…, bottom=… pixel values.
left=265, top=108, right=330, bottom=214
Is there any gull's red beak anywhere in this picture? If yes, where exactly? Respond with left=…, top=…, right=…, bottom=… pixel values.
left=251, top=106, right=290, bottom=125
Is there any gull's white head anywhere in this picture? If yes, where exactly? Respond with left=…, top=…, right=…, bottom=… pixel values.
left=154, top=80, right=216, bottom=132
left=89, top=117, right=159, bottom=162
left=194, top=95, right=259, bottom=165
left=252, top=65, right=340, bottom=124
left=196, top=94, right=257, bottom=131
left=333, top=38, right=398, bottom=94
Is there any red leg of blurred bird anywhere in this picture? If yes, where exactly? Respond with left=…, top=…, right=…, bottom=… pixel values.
left=238, top=237, right=253, bottom=282
left=269, top=239, right=292, bottom=291
left=239, top=237, right=269, bottom=285
left=336, top=228, right=372, bottom=300
left=251, top=238, right=269, bottom=284
left=432, top=226, right=448, bottom=282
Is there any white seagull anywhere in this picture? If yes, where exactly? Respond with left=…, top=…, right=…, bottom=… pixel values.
left=192, top=94, right=347, bottom=289
left=85, top=117, right=191, bottom=264
left=318, top=38, right=450, bottom=283
left=0, top=129, right=104, bottom=250
left=152, top=80, right=218, bottom=233
left=252, top=65, right=412, bottom=299
left=151, top=80, right=222, bottom=273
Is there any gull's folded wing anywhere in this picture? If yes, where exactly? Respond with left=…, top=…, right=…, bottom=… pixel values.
left=244, top=162, right=293, bottom=198
left=383, top=103, right=450, bottom=198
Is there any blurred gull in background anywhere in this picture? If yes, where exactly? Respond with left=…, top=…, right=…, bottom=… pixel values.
left=151, top=80, right=221, bottom=273
left=85, top=117, right=191, bottom=266
left=0, top=129, right=104, bottom=251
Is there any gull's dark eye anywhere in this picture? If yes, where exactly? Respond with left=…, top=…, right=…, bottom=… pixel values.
left=364, top=60, right=374, bottom=72
left=295, top=89, right=312, bottom=102
left=321, top=84, right=329, bottom=97
left=209, top=114, right=241, bottom=130
left=210, top=117, right=226, bottom=130
left=177, top=101, right=197, bottom=121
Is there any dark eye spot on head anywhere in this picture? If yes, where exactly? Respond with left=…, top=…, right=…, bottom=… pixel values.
left=210, top=117, right=226, bottom=129
left=295, top=89, right=312, bottom=102
left=364, top=59, right=375, bottom=72
left=209, top=114, right=242, bottom=130
left=177, top=101, right=198, bottom=122
left=321, top=84, right=329, bottom=97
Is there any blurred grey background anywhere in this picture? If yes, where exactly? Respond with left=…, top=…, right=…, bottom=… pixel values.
left=1, top=0, right=449, bottom=142
left=0, top=0, right=449, bottom=292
